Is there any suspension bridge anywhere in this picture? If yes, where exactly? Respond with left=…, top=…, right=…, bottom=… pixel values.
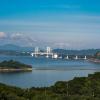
left=31, top=47, right=87, bottom=60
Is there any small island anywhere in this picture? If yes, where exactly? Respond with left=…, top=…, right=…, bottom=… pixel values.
left=0, top=60, right=32, bottom=72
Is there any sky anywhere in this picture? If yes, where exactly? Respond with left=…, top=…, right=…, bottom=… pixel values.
left=0, top=0, right=100, bottom=49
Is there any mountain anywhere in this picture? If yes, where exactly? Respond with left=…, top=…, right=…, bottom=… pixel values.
left=0, top=44, right=100, bottom=56
left=53, top=49, right=100, bottom=55
left=0, top=44, right=33, bottom=51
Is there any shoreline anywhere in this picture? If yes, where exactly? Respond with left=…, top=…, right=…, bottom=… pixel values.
left=87, top=58, right=100, bottom=63
left=0, top=68, right=32, bottom=72
left=33, top=68, right=100, bottom=71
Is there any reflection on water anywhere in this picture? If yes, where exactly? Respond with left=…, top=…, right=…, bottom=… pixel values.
left=0, top=55, right=100, bottom=88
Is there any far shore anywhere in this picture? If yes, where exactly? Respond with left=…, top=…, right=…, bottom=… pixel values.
left=0, top=68, right=32, bottom=72
left=88, top=58, right=100, bottom=63
left=32, top=67, right=100, bottom=71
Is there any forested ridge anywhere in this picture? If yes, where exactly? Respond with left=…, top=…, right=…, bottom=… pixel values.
left=0, top=72, right=100, bottom=100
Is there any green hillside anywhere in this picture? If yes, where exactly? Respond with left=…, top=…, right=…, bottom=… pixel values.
left=0, top=72, right=100, bottom=100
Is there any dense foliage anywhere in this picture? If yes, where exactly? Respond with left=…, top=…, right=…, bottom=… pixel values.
left=0, top=72, right=100, bottom=100
left=0, top=60, right=32, bottom=69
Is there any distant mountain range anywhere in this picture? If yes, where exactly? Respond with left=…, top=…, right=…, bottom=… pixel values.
left=53, top=49, right=100, bottom=55
left=0, top=44, right=100, bottom=55
left=0, top=44, right=33, bottom=51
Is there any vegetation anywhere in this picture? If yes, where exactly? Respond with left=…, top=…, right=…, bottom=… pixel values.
left=94, top=51, right=100, bottom=59
left=0, top=72, right=100, bottom=100
left=0, top=60, right=32, bottom=70
left=53, top=49, right=100, bottom=56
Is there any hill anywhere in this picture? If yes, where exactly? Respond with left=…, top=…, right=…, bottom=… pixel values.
left=53, top=49, right=100, bottom=55
left=0, top=44, right=100, bottom=56
left=0, top=44, right=33, bottom=51
left=0, top=72, right=100, bottom=100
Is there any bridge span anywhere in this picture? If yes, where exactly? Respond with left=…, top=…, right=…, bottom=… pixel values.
left=31, top=47, right=87, bottom=60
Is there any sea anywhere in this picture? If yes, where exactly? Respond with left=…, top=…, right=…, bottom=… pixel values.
left=0, top=55, right=100, bottom=88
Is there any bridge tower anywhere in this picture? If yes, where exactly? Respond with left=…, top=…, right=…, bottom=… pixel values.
left=34, top=47, right=39, bottom=57
left=46, top=47, right=51, bottom=58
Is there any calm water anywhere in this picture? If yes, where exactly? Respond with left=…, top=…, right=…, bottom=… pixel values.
left=0, top=55, right=100, bottom=88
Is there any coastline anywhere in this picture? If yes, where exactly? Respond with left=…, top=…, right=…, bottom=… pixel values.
left=32, top=68, right=100, bottom=71
left=0, top=68, right=32, bottom=72
left=88, top=58, right=100, bottom=63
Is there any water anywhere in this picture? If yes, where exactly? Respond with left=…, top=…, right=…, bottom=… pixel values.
left=0, top=55, right=100, bottom=88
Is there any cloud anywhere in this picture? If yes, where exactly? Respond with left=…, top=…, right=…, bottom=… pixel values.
left=0, top=32, right=7, bottom=39
left=54, top=42, right=71, bottom=49
left=9, top=33, right=38, bottom=47
left=10, top=33, right=23, bottom=39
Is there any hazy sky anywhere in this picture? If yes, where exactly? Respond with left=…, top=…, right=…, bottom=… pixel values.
left=0, top=0, right=100, bottom=49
